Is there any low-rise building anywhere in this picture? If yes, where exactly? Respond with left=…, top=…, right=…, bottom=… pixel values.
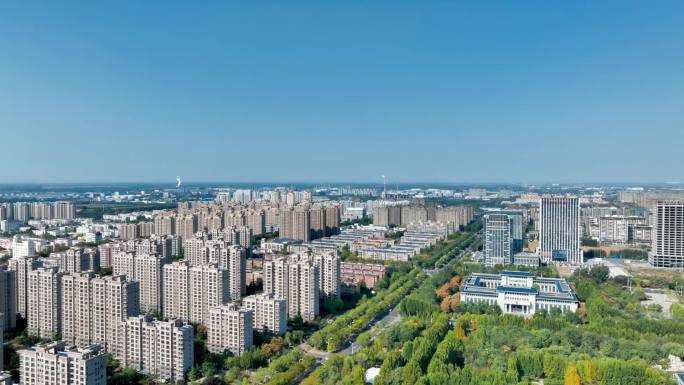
left=340, top=262, right=386, bottom=290
left=513, top=252, right=540, bottom=267
left=460, top=271, right=579, bottom=317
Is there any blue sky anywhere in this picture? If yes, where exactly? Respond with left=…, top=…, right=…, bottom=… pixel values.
left=1, top=1, right=683, bottom=184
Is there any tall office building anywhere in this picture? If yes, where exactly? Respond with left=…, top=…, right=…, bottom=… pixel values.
left=27, top=267, right=63, bottom=339
left=483, top=214, right=514, bottom=266
left=207, top=304, right=253, bottom=355
left=116, top=316, right=193, bottom=383
left=243, top=294, right=287, bottom=336
left=0, top=266, right=16, bottom=330
left=18, top=342, right=106, bottom=385
left=9, top=256, right=40, bottom=318
left=61, top=274, right=140, bottom=350
left=649, top=201, right=684, bottom=268
left=539, top=196, right=583, bottom=265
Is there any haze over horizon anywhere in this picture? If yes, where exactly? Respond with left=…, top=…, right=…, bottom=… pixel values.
left=1, top=1, right=683, bottom=184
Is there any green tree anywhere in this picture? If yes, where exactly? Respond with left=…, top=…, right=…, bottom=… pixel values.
left=201, top=361, right=217, bottom=378
left=507, top=354, right=519, bottom=383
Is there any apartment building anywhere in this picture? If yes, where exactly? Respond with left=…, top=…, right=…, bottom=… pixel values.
left=8, top=256, right=40, bottom=318
left=18, top=342, right=106, bottom=385
left=27, top=267, right=63, bottom=339
left=115, top=316, right=193, bottom=383
left=61, top=274, right=140, bottom=350
left=112, top=252, right=164, bottom=313
left=162, top=261, right=229, bottom=324
left=313, top=252, right=341, bottom=300
left=207, top=304, right=253, bottom=355
left=243, top=294, right=287, bottom=336
left=0, top=266, right=16, bottom=330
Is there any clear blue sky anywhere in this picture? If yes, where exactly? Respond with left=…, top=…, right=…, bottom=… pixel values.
left=1, top=1, right=683, bottom=184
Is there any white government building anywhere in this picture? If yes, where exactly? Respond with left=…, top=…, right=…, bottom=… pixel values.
left=460, top=271, right=579, bottom=316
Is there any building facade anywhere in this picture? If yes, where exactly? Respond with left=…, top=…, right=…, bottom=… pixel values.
left=27, top=267, right=63, bottom=339
left=207, top=304, right=253, bottom=355
left=649, top=201, right=684, bottom=268
left=483, top=214, right=513, bottom=266
left=243, top=294, right=287, bottom=336
left=0, top=266, right=16, bottom=330
left=460, top=271, right=579, bottom=317
left=539, top=196, right=583, bottom=265
left=115, top=316, right=193, bottom=383
left=19, top=342, right=106, bottom=385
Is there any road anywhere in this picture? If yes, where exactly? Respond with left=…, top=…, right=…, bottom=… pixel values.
left=298, top=239, right=479, bottom=361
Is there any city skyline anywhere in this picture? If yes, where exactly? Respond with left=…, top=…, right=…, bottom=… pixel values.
left=2, top=2, right=684, bottom=184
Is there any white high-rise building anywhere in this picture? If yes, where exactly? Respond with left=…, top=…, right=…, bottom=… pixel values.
left=189, top=264, right=229, bottom=323
left=27, top=267, right=63, bottom=339
left=484, top=213, right=513, bottom=266
left=18, top=342, right=106, bottom=385
left=162, top=261, right=229, bottom=324
left=243, top=294, right=287, bottom=336
left=263, top=257, right=319, bottom=321
left=134, top=254, right=163, bottom=313
left=162, top=261, right=191, bottom=321
left=112, top=251, right=136, bottom=279
left=207, top=304, right=253, bottom=355
left=113, top=252, right=164, bottom=313
left=115, top=316, right=193, bottom=383
left=649, top=201, right=684, bottom=268
left=8, top=256, right=39, bottom=319
left=61, top=274, right=140, bottom=351
left=288, top=261, right=319, bottom=321
left=313, top=252, right=341, bottom=300
left=53, top=201, right=75, bottom=220
left=0, top=266, right=17, bottom=330
left=539, top=196, right=583, bottom=265
left=11, top=235, right=37, bottom=259
left=225, top=246, right=246, bottom=300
